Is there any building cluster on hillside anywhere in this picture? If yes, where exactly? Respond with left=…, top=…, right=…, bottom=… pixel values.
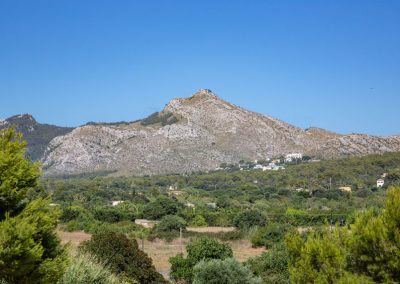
left=253, top=162, right=285, bottom=171
left=284, top=153, right=303, bottom=163
left=215, top=153, right=309, bottom=172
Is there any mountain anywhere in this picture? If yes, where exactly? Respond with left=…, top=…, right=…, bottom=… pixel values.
left=0, top=114, right=74, bottom=160
left=36, top=89, right=400, bottom=176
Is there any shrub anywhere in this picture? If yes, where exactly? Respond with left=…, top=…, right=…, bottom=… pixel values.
left=169, top=237, right=233, bottom=283
left=186, top=236, right=233, bottom=261
left=143, top=196, right=181, bottom=220
left=154, top=215, right=186, bottom=232
left=193, top=258, right=261, bottom=284
left=80, top=231, right=166, bottom=284
left=246, top=243, right=289, bottom=284
left=61, top=206, right=86, bottom=222
left=250, top=222, right=293, bottom=248
left=92, top=206, right=135, bottom=223
left=216, top=196, right=231, bottom=208
left=234, top=209, right=266, bottom=230
left=58, top=253, right=131, bottom=284
left=190, top=215, right=208, bottom=227
left=140, top=112, right=179, bottom=126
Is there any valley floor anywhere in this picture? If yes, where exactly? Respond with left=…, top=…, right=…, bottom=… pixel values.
left=59, top=229, right=265, bottom=277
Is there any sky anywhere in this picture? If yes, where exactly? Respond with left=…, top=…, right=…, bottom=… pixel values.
left=0, top=0, right=399, bottom=135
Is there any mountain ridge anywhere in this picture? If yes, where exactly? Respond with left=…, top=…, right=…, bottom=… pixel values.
left=2, top=90, right=400, bottom=176
left=0, top=114, right=74, bottom=160
left=38, top=89, right=400, bottom=176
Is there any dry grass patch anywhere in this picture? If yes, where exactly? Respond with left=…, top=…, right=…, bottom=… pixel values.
left=59, top=230, right=91, bottom=250
left=58, top=230, right=265, bottom=274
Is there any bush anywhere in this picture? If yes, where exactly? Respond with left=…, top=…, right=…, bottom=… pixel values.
left=80, top=231, right=166, bottom=284
left=246, top=243, right=289, bottom=284
left=143, top=196, right=181, bottom=220
left=92, top=206, right=135, bottom=223
left=190, top=215, right=208, bottom=227
left=58, top=253, right=131, bottom=284
left=193, top=258, right=261, bottom=284
left=140, top=112, right=179, bottom=126
left=250, top=222, right=293, bottom=248
left=61, top=206, right=86, bottom=222
left=169, top=237, right=233, bottom=283
left=154, top=215, right=186, bottom=232
left=234, top=209, right=266, bottom=230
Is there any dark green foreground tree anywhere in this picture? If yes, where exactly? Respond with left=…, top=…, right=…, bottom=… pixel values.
left=286, top=186, right=400, bottom=283
left=80, top=231, right=167, bottom=284
left=0, top=128, right=67, bottom=283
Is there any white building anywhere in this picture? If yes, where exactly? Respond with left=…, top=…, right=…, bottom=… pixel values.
left=285, top=153, right=303, bottom=163
left=112, top=200, right=124, bottom=206
left=206, top=202, right=217, bottom=209
left=260, top=163, right=285, bottom=171
left=377, top=179, right=385, bottom=188
left=253, top=164, right=263, bottom=170
left=339, top=186, right=352, bottom=193
left=185, top=202, right=195, bottom=208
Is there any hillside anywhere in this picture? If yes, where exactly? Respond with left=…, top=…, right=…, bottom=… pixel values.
left=39, top=89, right=400, bottom=176
left=0, top=114, right=74, bottom=160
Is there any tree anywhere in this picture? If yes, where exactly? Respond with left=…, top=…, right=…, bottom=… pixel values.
left=169, top=237, right=233, bottom=283
left=80, top=231, right=166, bottom=284
left=216, top=195, right=231, bottom=208
left=193, top=258, right=261, bottom=284
left=154, top=215, right=186, bottom=232
left=0, top=128, right=67, bottom=283
left=250, top=222, right=292, bottom=248
left=0, top=128, right=40, bottom=219
left=286, top=186, right=400, bottom=283
left=143, top=196, right=181, bottom=220
left=190, top=215, right=208, bottom=227
left=234, top=209, right=266, bottom=230
left=246, top=243, right=289, bottom=284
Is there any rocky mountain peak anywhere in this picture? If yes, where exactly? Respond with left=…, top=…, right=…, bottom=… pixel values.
left=191, top=88, right=218, bottom=98
left=0, top=114, right=74, bottom=161
left=5, top=90, right=397, bottom=177
left=6, top=114, right=37, bottom=125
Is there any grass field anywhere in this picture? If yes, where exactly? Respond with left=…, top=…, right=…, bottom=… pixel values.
left=59, top=229, right=265, bottom=275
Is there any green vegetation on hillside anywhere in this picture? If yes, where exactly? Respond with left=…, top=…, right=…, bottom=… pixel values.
left=140, top=112, right=180, bottom=126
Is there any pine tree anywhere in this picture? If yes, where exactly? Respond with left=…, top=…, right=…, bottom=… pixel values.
left=0, top=128, right=67, bottom=283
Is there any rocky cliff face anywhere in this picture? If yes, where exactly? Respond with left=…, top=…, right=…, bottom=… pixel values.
left=39, top=89, right=400, bottom=176
left=0, top=114, right=74, bottom=160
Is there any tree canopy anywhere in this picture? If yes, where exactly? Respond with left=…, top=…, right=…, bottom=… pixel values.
left=286, top=186, right=400, bottom=283
left=0, top=128, right=66, bottom=283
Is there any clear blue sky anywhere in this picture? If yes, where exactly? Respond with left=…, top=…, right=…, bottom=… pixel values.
left=1, top=0, right=399, bottom=135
